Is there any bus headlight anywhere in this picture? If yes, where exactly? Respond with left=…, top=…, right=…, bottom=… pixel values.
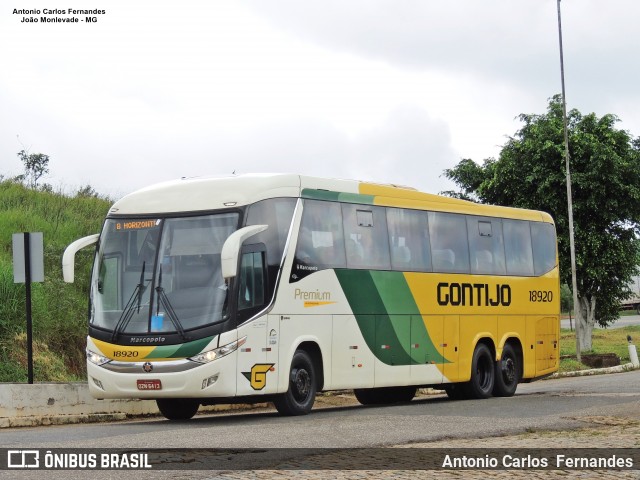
left=87, top=349, right=111, bottom=366
left=189, top=336, right=246, bottom=364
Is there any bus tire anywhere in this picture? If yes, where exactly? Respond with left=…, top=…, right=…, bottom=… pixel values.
left=156, top=399, right=199, bottom=420
left=353, top=388, right=381, bottom=405
left=493, top=343, right=520, bottom=397
left=392, top=386, right=417, bottom=403
left=466, top=343, right=495, bottom=399
left=354, top=386, right=416, bottom=405
left=274, top=349, right=316, bottom=416
left=444, top=383, right=469, bottom=400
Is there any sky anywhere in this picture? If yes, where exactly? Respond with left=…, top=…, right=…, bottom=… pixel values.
left=1, top=1, right=639, bottom=200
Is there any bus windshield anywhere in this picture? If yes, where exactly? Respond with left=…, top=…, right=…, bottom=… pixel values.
left=91, top=213, right=239, bottom=336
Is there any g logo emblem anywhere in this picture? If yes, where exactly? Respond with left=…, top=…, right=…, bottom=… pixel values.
left=242, top=363, right=274, bottom=390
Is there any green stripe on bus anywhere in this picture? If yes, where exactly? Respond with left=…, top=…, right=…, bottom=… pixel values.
left=335, top=269, right=448, bottom=365
left=172, top=336, right=215, bottom=357
left=145, top=336, right=214, bottom=359
left=370, top=270, right=420, bottom=315
left=370, top=271, right=448, bottom=364
left=301, top=189, right=375, bottom=205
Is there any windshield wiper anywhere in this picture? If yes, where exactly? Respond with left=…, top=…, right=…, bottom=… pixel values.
left=111, top=262, right=149, bottom=342
left=154, top=266, right=188, bottom=341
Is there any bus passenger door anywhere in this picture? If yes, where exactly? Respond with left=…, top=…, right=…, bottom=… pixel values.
left=264, top=314, right=280, bottom=393
left=235, top=247, right=277, bottom=396
left=236, top=318, right=268, bottom=396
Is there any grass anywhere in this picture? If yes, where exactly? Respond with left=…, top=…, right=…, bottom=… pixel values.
left=0, top=180, right=111, bottom=382
left=559, top=325, right=640, bottom=372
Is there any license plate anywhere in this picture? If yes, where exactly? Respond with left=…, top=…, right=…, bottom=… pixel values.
left=137, top=379, right=162, bottom=390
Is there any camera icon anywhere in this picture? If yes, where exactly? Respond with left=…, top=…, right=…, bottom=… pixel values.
left=7, top=450, right=40, bottom=468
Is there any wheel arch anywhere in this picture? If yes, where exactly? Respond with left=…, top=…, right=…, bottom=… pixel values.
left=476, top=336, right=496, bottom=362
left=501, top=336, right=524, bottom=378
left=458, top=333, right=496, bottom=382
left=292, top=340, right=325, bottom=392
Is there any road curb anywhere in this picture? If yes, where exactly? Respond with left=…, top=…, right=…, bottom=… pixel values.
left=0, top=413, right=127, bottom=429
left=0, top=382, right=268, bottom=429
left=550, top=362, right=638, bottom=378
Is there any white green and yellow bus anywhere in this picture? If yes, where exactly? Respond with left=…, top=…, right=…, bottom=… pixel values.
left=63, top=174, right=559, bottom=420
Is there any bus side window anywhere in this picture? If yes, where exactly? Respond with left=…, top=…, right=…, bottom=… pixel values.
left=295, top=200, right=346, bottom=269
left=531, top=222, right=557, bottom=275
left=503, top=219, right=534, bottom=276
left=429, top=212, right=470, bottom=273
left=386, top=208, right=432, bottom=272
left=467, top=217, right=506, bottom=275
left=342, top=204, right=391, bottom=270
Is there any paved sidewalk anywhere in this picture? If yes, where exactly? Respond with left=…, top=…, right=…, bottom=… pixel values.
left=202, top=413, right=639, bottom=479
left=188, top=365, right=640, bottom=480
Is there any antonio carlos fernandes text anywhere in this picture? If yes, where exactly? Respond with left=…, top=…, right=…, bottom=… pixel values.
left=442, top=454, right=634, bottom=469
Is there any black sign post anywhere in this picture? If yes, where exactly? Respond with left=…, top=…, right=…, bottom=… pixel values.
left=12, top=232, right=44, bottom=384
left=24, top=233, right=34, bottom=384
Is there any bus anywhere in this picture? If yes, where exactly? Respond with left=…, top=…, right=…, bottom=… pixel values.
left=63, top=173, right=559, bottom=420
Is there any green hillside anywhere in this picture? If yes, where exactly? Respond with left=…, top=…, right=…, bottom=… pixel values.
left=0, top=180, right=111, bottom=382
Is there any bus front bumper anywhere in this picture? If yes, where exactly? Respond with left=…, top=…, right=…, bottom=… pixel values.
left=86, top=353, right=237, bottom=399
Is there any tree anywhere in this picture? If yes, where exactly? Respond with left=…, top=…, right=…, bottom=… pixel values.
left=443, top=95, right=640, bottom=351
left=17, top=149, right=50, bottom=188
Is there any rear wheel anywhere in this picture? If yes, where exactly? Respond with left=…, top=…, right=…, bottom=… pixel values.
left=444, top=383, right=469, bottom=400
left=156, top=399, right=200, bottom=420
left=354, top=386, right=416, bottom=405
left=466, top=343, right=495, bottom=399
left=493, top=343, right=520, bottom=397
left=274, top=349, right=317, bottom=416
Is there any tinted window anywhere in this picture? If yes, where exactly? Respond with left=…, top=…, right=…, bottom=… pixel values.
left=295, top=200, right=346, bottom=269
left=386, top=208, right=432, bottom=272
left=245, top=198, right=296, bottom=266
left=467, top=216, right=506, bottom=275
left=531, top=222, right=557, bottom=275
left=342, top=204, right=391, bottom=270
left=503, top=219, right=534, bottom=276
left=429, top=212, right=470, bottom=273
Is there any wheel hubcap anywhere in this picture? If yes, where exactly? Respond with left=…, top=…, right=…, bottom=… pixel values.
left=502, top=357, right=516, bottom=383
left=292, top=368, right=310, bottom=401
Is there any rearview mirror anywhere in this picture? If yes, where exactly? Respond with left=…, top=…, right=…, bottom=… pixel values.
left=62, top=234, right=99, bottom=283
left=221, top=225, right=268, bottom=279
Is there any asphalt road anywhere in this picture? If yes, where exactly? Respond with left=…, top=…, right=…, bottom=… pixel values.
left=1, top=370, right=638, bottom=478
left=1, top=370, right=638, bottom=450
left=561, top=313, right=640, bottom=330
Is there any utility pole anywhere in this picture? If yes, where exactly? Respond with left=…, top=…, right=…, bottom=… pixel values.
left=557, top=0, right=581, bottom=362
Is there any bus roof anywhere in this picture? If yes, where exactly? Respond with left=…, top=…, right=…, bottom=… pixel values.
left=109, top=173, right=553, bottom=223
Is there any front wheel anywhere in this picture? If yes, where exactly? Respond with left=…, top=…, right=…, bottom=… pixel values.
left=466, top=343, right=495, bottom=399
left=493, top=343, right=520, bottom=397
left=156, top=399, right=200, bottom=420
left=273, top=350, right=317, bottom=416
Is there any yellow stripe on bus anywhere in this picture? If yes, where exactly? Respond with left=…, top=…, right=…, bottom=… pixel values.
left=92, top=338, right=156, bottom=361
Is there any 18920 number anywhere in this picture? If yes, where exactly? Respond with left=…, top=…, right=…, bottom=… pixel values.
left=113, top=350, right=139, bottom=358
left=529, top=290, right=553, bottom=302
